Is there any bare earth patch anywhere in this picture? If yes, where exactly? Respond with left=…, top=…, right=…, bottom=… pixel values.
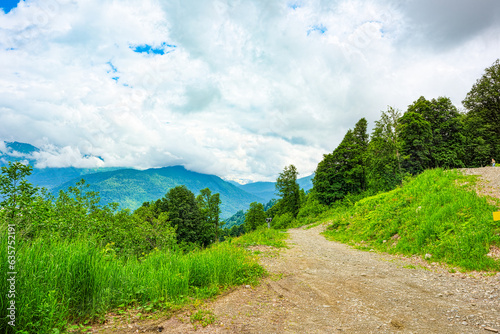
left=461, top=167, right=500, bottom=203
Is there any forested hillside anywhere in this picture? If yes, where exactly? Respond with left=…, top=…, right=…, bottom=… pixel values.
left=52, top=166, right=262, bottom=218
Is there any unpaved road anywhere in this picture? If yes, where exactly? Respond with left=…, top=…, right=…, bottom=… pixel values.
left=97, top=225, right=500, bottom=334
left=94, top=167, right=500, bottom=333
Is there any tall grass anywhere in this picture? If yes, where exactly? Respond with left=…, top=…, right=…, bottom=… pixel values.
left=323, top=169, right=500, bottom=271
left=0, top=236, right=264, bottom=333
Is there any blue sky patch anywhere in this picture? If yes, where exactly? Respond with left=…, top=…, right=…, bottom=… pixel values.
left=107, top=61, right=118, bottom=73
left=1, top=0, right=20, bottom=14
left=307, top=24, right=327, bottom=35
left=288, top=2, right=301, bottom=10
left=130, top=42, right=176, bottom=56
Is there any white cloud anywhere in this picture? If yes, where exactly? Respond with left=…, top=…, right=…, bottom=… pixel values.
left=0, top=0, right=499, bottom=181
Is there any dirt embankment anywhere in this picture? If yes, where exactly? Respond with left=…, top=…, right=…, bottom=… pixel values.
left=93, top=168, right=500, bottom=334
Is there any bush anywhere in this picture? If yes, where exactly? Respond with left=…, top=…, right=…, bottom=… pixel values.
left=271, top=212, right=294, bottom=229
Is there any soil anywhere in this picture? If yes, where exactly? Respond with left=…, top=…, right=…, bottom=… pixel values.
left=91, top=168, right=500, bottom=334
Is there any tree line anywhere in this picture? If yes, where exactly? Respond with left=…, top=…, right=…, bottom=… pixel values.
left=237, top=59, right=500, bottom=231
left=0, top=163, right=223, bottom=256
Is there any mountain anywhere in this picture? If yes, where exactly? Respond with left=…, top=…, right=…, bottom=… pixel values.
left=0, top=141, right=39, bottom=166
left=297, top=173, right=314, bottom=191
left=238, top=174, right=314, bottom=203
left=238, top=181, right=277, bottom=203
left=52, top=166, right=263, bottom=219
left=1, top=141, right=123, bottom=189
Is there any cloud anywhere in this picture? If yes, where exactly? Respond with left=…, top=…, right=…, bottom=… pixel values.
left=0, top=0, right=499, bottom=181
left=401, top=0, right=500, bottom=51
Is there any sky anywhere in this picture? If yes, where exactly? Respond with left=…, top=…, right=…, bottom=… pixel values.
left=0, top=0, right=499, bottom=183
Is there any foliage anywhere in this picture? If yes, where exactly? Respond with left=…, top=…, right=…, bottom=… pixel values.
left=313, top=118, right=369, bottom=205
left=322, top=169, right=500, bottom=271
left=271, top=212, right=294, bottom=229
left=158, top=185, right=212, bottom=247
left=462, top=59, right=500, bottom=164
left=399, top=111, right=432, bottom=174
left=275, top=165, right=301, bottom=217
left=232, top=226, right=288, bottom=248
left=366, top=107, right=405, bottom=191
left=405, top=96, right=465, bottom=169
left=244, top=202, right=267, bottom=232
left=197, top=188, right=222, bottom=242
left=0, top=162, right=38, bottom=238
left=296, top=193, right=328, bottom=219
left=0, top=238, right=264, bottom=333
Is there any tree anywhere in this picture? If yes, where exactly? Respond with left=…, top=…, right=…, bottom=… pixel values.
left=275, top=165, right=301, bottom=217
left=462, top=59, right=500, bottom=165
left=196, top=188, right=221, bottom=242
left=159, top=185, right=208, bottom=246
left=366, top=107, right=404, bottom=191
left=0, top=162, right=38, bottom=237
left=406, top=96, right=465, bottom=169
left=399, top=111, right=432, bottom=175
left=245, top=202, right=266, bottom=231
left=313, top=118, right=369, bottom=205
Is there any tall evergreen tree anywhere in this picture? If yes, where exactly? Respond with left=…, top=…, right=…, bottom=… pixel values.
left=275, top=165, right=301, bottom=217
left=313, top=118, right=369, bottom=205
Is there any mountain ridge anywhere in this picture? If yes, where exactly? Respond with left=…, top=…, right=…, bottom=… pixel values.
left=51, top=165, right=264, bottom=219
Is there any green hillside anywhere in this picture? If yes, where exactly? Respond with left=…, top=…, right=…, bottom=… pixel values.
left=322, top=169, right=500, bottom=271
left=52, top=166, right=262, bottom=218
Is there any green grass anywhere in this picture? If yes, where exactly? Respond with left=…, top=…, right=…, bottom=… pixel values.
left=232, top=227, right=289, bottom=248
left=322, top=169, right=500, bottom=271
left=0, top=236, right=265, bottom=333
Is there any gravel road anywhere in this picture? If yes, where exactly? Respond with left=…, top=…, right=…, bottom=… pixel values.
left=94, top=168, right=500, bottom=334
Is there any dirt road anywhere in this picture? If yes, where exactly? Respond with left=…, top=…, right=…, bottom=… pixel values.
left=94, top=168, right=500, bottom=333
left=107, top=224, right=499, bottom=334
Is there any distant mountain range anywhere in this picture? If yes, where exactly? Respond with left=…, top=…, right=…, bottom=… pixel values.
left=51, top=166, right=263, bottom=218
left=0, top=141, right=314, bottom=218
left=236, top=174, right=314, bottom=203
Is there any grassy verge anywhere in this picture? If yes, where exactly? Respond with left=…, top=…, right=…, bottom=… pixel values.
left=232, top=227, right=288, bottom=248
left=322, top=169, right=500, bottom=271
left=0, top=236, right=265, bottom=333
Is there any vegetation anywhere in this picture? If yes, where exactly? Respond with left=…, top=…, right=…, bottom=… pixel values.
left=228, top=59, right=500, bottom=272
left=0, top=162, right=270, bottom=333
left=322, top=169, right=500, bottom=271
left=244, top=202, right=266, bottom=231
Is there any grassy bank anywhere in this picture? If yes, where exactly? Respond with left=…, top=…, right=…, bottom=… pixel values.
left=0, top=235, right=266, bottom=333
left=322, top=169, right=500, bottom=271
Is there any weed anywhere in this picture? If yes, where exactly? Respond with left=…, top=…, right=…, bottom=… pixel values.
left=190, top=309, right=216, bottom=327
